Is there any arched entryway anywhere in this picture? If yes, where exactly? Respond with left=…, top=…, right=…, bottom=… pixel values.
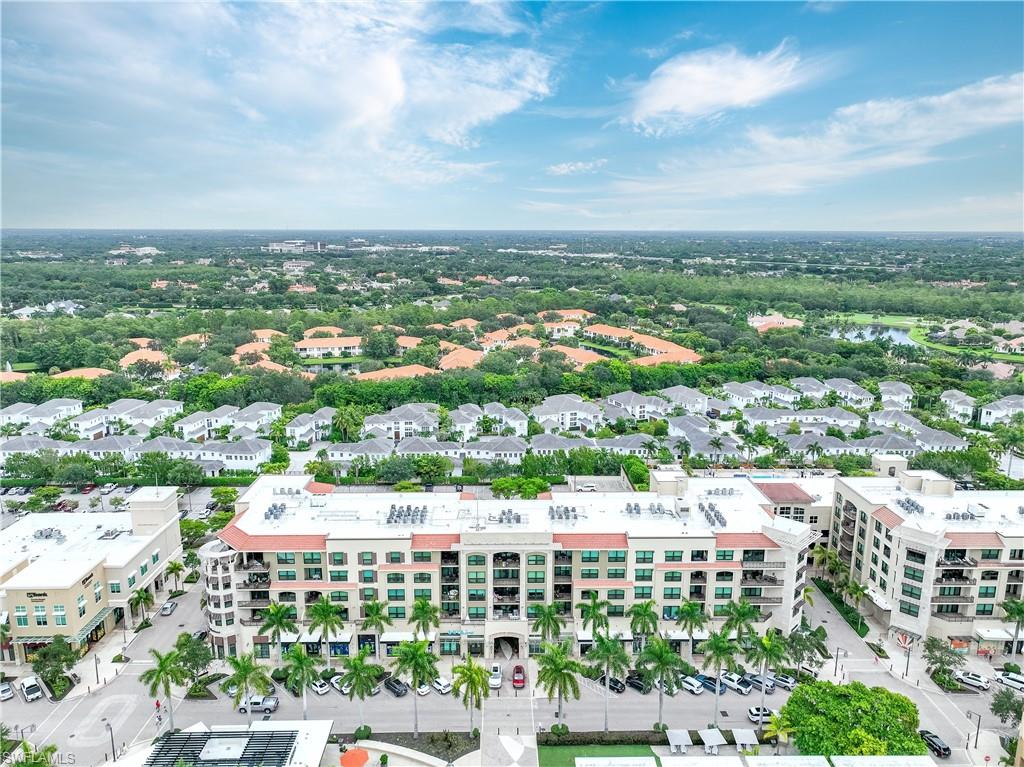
left=492, top=635, right=521, bottom=659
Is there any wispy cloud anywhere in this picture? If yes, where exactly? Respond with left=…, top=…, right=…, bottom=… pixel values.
left=634, top=28, right=699, bottom=60
left=546, top=158, right=608, bottom=176
left=626, top=39, right=826, bottom=135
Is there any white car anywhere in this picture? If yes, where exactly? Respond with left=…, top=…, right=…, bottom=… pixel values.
left=20, top=676, right=44, bottom=702
left=654, top=678, right=677, bottom=696
left=954, top=671, right=991, bottom=690
left=721, top=671, right=752, bottom=695
left=577, top=483, right=597, bottom=492
left=996, top=671, right=1024, bottom=691
left=309, top=679, right=330, bottom=695
left=748, top=706, right=778, bottom=724
left=0, top=682, right=13, bottom=701
left=432, top=677, right=453, bottom=695
left=679, top=676, right=704, bottom=695
left=330, top=675, right=349, bottom=694
left=488, top=663, right=503, bottom=689
left=416, top=683, right=431, bottom=696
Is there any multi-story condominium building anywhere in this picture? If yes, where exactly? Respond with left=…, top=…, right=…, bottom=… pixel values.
left=285, top=407, right=337, bottom=446
left=658, top=385, right=708, bottom=414
left=791, top=378, right=829, bottom=401
left=530, top=394, right=604, bottom=433
left=449, top=402, right=528, bottom=441
left=980, top=395, right=1024, bottom=428
left=175, top=405, right=240, bottom=442
left=0, top=487, right=182, bottom=663
left=198, top=473, right=816, bottom=661
left=940, top=390, right=976, bottom=424
left=293, top=336, right=363, bottom=359
left=878, top=381, right=914, bottom=411
left=197, top=439, right=272, bottom=472
left=361, top=404, right=440, bottom=441
left=604, top=391, right=671, bottom=421
left=827, top=466, right=1024, bottom=655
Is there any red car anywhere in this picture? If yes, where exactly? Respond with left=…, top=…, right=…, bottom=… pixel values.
left=80, top=483, right=97, bottom=494
left=512, top=665, right=526, bottom=689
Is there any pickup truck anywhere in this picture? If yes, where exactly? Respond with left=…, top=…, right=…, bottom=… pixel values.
left=238, top=695, right=279, bottom=714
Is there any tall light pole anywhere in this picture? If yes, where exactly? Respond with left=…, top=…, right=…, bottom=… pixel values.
left=834, top=647, right=848, bottom=676
left=106, top=722, right=117, bottom=762
left=966, top=710, right=982, bottom=749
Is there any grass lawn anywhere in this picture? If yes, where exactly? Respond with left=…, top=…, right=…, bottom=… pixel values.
left=907, top=327, right=1024, bottom=363
left=828, top=312, right=921, bottom=328
left=539, top=746, right=660, bottom=767
left=10, top=362, right=40, bottom=372
left=579, top=341, right=635, bottom=360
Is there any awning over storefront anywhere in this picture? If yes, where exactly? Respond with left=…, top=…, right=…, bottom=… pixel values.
left=664, top=630, right=689, bottom=641
left=379, top=631, right=437, bottom=643
left=866, top=588, right=891, bottom=611
left=575, top=630, right=593, bottom=642
left=977, top=626, right=1013, bottom=642
left=330, top=632, right=353, bottom=643
left=72, top=607, right=114, bottom=643
left=612, top=630, right=633, bottom=641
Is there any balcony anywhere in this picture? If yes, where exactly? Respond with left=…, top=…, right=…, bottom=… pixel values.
left=930, top=611, right=973, bottom=622
left=554, top=574, right=573, bottom=584
left=494, top=594, right=520, bottom=604
left=236, top=578, right=270, bottom=590
left=937, top=556, right=978, bottom=568
left=239, top=617, right=265, bottom=627
left=759, top=561, right=788, bottom=570
left=841, top=519, right=856, bottom=532
left=744, top=596, right=784, bottom=605
left=932, top=594, right=975, bottom=603
left=742, top=575, right=781, bottom=586
left=690, top=574, right=707, bottom=584
left=239, top=598, right=271, bottom=609
left=240, top=560, right=270, bottom=573
left=493, top=577, right=520, bottom=586
left=935, top=575, right=976, bottom=585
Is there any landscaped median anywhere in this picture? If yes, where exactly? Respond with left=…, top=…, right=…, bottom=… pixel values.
left=812, top=578, right=869, bottom=637
left=539, top=745, right=661, bottom=767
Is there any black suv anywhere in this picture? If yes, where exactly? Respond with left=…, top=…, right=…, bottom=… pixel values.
left=598, top=675, right=626, bottom=693
left=385, top=676, right=409, bottom=697
left=625, top=671, right=652, bottom=694
left=919, top=730, right=951, bottom=759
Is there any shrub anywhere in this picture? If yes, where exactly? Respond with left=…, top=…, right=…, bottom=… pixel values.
left=354, top=725, right=372, bottom=741
left=867, top=642, right=889, bottom=659
left=548, top=724, right=570, bottom=737
left=134, top=618, right=152, bottom=632
left=112, top=654, right=129, bottom=663
left=537, top=730, right=669, bottom=747
left=320, top=669, right=336, bottom=681
left=184, top=572, right=200, bottom=583
left=168, top=589, right=185, bottom=599
left=471, top=728, right=479, bottom=740
left=1003, top=663, right=1021, bottom=675
left=271, top=668, right=288, bottom=682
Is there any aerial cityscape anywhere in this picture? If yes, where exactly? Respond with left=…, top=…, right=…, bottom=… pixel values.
left=1, top=3, right=1022, bottom=767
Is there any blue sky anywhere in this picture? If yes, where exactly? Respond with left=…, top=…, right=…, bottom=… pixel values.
left=2, top=1, right=1022, bottom=230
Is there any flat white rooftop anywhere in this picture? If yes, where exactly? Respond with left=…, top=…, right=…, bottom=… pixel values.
left=1, top=511, right=150, bottom=589
left=234, top=475, right=786, bottom=540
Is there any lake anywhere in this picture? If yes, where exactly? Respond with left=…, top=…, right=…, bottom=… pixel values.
left=829, top=324, right=918, bottom=346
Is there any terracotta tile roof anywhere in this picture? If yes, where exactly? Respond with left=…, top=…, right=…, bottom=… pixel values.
left=294, top=336, right=362, bottom=350
left=630, top=348, right=702, bottom=366
left=119, top=349, right=170, bottom=368
left=459, top=492, right=476, bottom=501
left=252, top=328, right=286, bottom=341
left=872, top=506, right=905, bottom=530
left=177, top=333, right=209, bottom=344
left=754, top=482, right=815, bottom=505
left=353, top=364, right=436, bottom=382
left=396, top=335, right=423, bottom=349
left=715, top=532, right=780, bottom=549
left=552, top=309, right=595, bottom=320
left=52, top=367, right=114, bottom=380
left=553, top=533, right=628, bottom=549
left=438, top=346, right=484, bottom=370
left=449, top=318, right=480, bottom=330
left=304, top=480, right=335, bottom=494
left=573, top=579, right=634, bottom=588
left=218, top=515, right=326, bottom=552
left=549, top=344, right=606, bottom=370
left=235, top=341, right=271, bottom=356
left=129, top=337, right=154, bottom=348
left=945, top=532, right=1004, bottom=549
left=537, top=491, right=553, bottom=500
left=410, top=533, right=461, bottom=551
left=508, top=336, right=542, bottom=350
left=303, top=326, right=346, bottom=338
left=0, top=371, right=29, bottom=382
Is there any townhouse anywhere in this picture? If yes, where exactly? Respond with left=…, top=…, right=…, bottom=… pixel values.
left=543, top=321, right=580, bottom=339
left=604, top=391, right=671, bottom=422
left=198, top=439, right=272, bottom=471
left=395, top=437, right=464, bottom=461
left=294, top=336, right=363, bottom=359
left=361, top=404, right=440, bottom=441
left=868, top=410, right=967, bottom=452
left=790, top=377, right=830, bottom=401
left=658, top=385, right=709, bottom=414
left=285, top=407, right=337, bottom=446
left=980, top=395, right=1024, bottom=428
left=530, top=394, right=605, bottom=433
left=782, top=433, right=852, bottom=458
left=878, top=381, right=914, bottom=411
left=529, top=433, right=595, bottom=456
left=175, top=405, right=240, bottom=442
left=232, top=402, right=283, bottom=436
left=327, top=437, right=395, bottom=464
left=1, top=399, right=83, bottom=429
left=824, top=378, right=875, bottom=409
left=199, top=472, right=815, bottom=661
left=722, top=382, right=772, bottom=410
left=450, top=402, right=528, bottom=441
left=940, top=390, right=977, bottom=424
left=68, top=399, right=183, bottom=440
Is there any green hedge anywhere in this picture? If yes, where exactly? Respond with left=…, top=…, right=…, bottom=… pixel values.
left=538, top=729, right=741, bottom=747
left=812, top=578, right=869, bottom=637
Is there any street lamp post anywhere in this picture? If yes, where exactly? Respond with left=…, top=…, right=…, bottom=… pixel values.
left=106, top=722, right=117, bottom=762
left=966, top=710, right=982, bottom=749
left=834, top=647, right=848, bottom=676
left=94, top=653, right=100, bottom=684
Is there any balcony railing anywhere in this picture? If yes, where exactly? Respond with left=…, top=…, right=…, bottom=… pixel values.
left=931, top=594, right=975, bottom=603
left=935, top=575, right=976, bottom=585
left=930, top=611, right=973, bottom=622
left=240, top=560, right=270, bottom=573
left=744, top=596, right=784, bottom=605
left=741, top=576, right=781, bottom=586
left=239, top=599, right=271, bottom=608
left=759, top=561, right=788, bottom=569
left=937, top=556, right=978, bottom=568
left=239, top=617, right=265, bottom=626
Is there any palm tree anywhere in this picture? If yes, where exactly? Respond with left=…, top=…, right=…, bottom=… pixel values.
left=283, top=643, right=324, bottom=720
left=675, top=601, right=708, bottom=661
left=13, top=741, right=60, bottom=767
left=637, top=636, right=682, bottom=729
left=844, top=580, right=868, bottom=633
left=225, top=652, right=272, bottom=727
left=764, top=711, right=795, bottom=755
left=745, top=632, right=790, bottom=735
left=530, top=604, right=566, bottom=643
left=995, top=427, right=1024, bottom=476
left=575, top=592, right=611, bottom=636
left=139, top=648, right=188, bottom=733
left=165, top=560, right=185, bottom=592
left=700, top=630, right=739, bottom=728
left=259, top=602, right=299, bottom=666
left=535, top=640, right=583, bottom=723
left=587, top=632, right=631, bottom=733
left=338, top=646, right=383, bottom=728
left=806, top=441, right=824, bottom=464
left=452, top=655, right=490, bottom=734
left=128, top=587, right=155, bottom=624
left=410, top=597, right=440, bottom=643
left=721, top=599, right=760, bottom=645
left=306, top=596, right=345, bottom=671
left=708, top=436, right=724, bottom=463
left=1000, top=599, right=1024, bottom=660
left=392, top=640, right=440, bottom=739
left=625, top=599, right=659, bottom=652
left=360, top=599, right=393, bottom=659
left=802, top=585, right=815, bottom=608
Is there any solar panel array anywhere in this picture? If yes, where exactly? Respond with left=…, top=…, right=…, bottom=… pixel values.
left=144, top=730, right=298, bottom=767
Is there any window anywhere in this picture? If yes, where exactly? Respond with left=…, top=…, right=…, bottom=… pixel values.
left=527, top=589, right=545, bottom=602
left=94, top=582, right=102, bottom=603
left=716, top=572, right=734, bottom=582
left=713, top=604, right=729, bottom=617
left=414, top=573, right=431, bottom=583
left=607, top=589, right=625, bottom=600
left=140, top=563, right=148, bottom=577
left=581, top=568, right=599, bottom=579
left=34, top=605, right=47, bottom=626
left=607, top=568, right=626, bottom=580
left=330, top=570, right=349, bottom=582
left=413, top=552, right=432, bottom=563
left=977, top=604, right=994, bottom=616
left=359, top=552, right=375, bottom=565
left=979, top=586, right=997, bottom=599
left=329, top=591, right=348, bottom=602
left=387, top=573, right=406, bottom=584
left=527, top=571, right=545, bottom=583
left=14, top=606, right=27, bottom=627
left=873, top=536, right=880, bottom=550
left=871, top=553, right=879, bottom=566
left=553, top=566, right=571, bottom=578
left=386, top=589, right=405, bottom=601
left=663, top=587, right=681, bottom=600
left=608, top=550, right=626, bottom=563
left=741, top=588, right=762, bottom=598
left=663, top=605, right=680, bottom=620
left=1010, top=549, right=1024, bottom=561
left=691, top=550, right=708, bottom=562
left=664, top=571, right=682, bottom=582
left=359, top=570, right=375, bottom=583
left=742, top=550, right=765, bottom=563
left=981, top=549, right=1001, bottom=560
left=278, top=569, right=296, bottom=581
left=899, top=601, right=920, bottom=617
left=468, top=589, right=486, bottom=602
left=528, top=554, right=545, bottom=565
left=901, top=584, right=922, bottom=600
left=277, top=553, right=295, bottom=565
left=714, top=587, right=733, bottom=600
left=151, top=550, right=159, bottom=564
left=904, top=565, right=924, bottom=583
left=874, top=520, right=882, bottom=533
left=304, top=568, right=323, bottom=581
left=109, top=581, right=121, bottom=594
left=388, top=606, right=406, bottom=619
left=635, top=568, right=653, bottom=582
left=303, top=552, right=322, bottom=564
left=635, top=551, right=654, bottom=564
left=467, top=555, right=486, bottom=566
left=468, top=607, right=485, bottom=620
left=634, top=587, right=653, bottom=599
left=53, top=605, right=67, bottom=626
left=716, top=550, right=734, bottom=561
left=581, top=551, right=600, bottom=563
left=608, top=605, right=624, bottom=617
left=906, top=549, right=926, bottom=565
left=468, top=571, right=486, bottom=584
left=330, top=552, right=346, bottom=566
left=386, top=552, right=403, bottom=564
left=664, top=551, right=683, bottom=562
left=982, top=570, right=999, bottom=581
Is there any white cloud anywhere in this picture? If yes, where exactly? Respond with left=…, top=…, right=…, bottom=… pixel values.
left=627, top=39, right=821, bottom=134
left=546, top=159, right=608, bottom=176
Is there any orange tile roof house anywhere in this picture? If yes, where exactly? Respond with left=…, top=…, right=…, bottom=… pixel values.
left=176, top=333, right=209, bottom=345
left=396, top=335, right=423, bottom=350
left=747, top=314, right=805, bottom=334
left=234, top=341, right=271, bottom=357
left=548, top=344, right=606, bottom=370
left=287, top=284, right=317, bottom=293
left=294, top=336, right=363, bottom=358
left=303, top=325, right=346, bottom=338
left=438, top=346, right=485, bottom=370
left=425, top=323, right=448, bottom=331
left=544, top=321, right=580, bottom=338
left=551, top=309, right=595, bottom=321
left=0, top=371, right=28, bottom=383
left=584, top=323, right=701, bottom=366
left=129, top=337, right=154, bottom=348
left=353, top=364, right=436, bottom=382
left=51, top=367, right=114, bottom=380
left=631, top=348, right=702, bottom=366
left=118, top=349, right=179, bottom=379
left=437, top=277, right=463, bottom=286
left=449, top=318, right=481, bottom=331
left=251, top=329, right=286, bottom=343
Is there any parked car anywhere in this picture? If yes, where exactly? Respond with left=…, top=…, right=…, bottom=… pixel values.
left=577, top=483, right=597, bottom=492
left=0, top=487, right=9, bottom=496
left=953, top=671, right=991, bottom=690
left=385, top=677, right=409, bottom=697
left=996, top=671, right=1024, bottom=691
left=226, top=681, right=275, bottom=698
left=80, top=483, right=97, bottom=494
left=123, top=485, right=138, bottom=494
left=721, top=672, right=752, bottom=695
left=743, top=673, right=776, bottom=694
left=159, top=601, right=177, bottom=616
left=371, top=671, right=390, bottom=695
left=20, top=676, right=44, bottom=702
left=488, top=663, right=503, bottom=689
left=512, top=665, right=526, bottom=689
left=0, top=682, right=14, bottom=701
left=653, top=677, right=677, bottom=696
left=330, top=675, right=347, bottom=693
left=695, top=674, right=726, bottom=694
left=919, top=730, right=951, bottom=759
left=768, top=673, right=798, bottom=691
left=798, top=663, right=821, bottom=679
left=432, top=677, right=453, bottom=695
left=238, top=695, right=279, bottom=714
left=625, top=671, right=652, bottom=694
left=747, top=706, right=778, bottom=724
left=598, top=674, right=626, bottom=693
left=101, top=483, right=117, bottom=495
left=191, top=630, right=208, bottom=642
left=416, top=683, right=431, bottom=696
left=310, top=679, right=330, bottom=695
left=205, top=500, right=218, bottom=510
left=678, top=676, right=704, bottom=695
